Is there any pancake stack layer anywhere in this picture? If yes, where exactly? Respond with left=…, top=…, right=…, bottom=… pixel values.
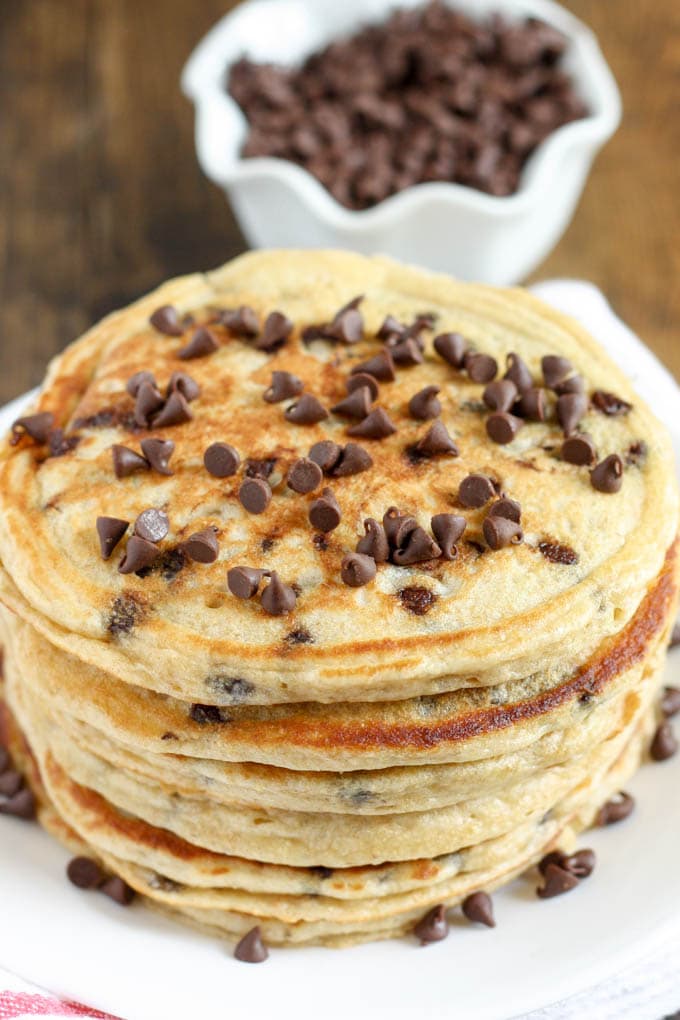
left=0, top=251, right=677, bottom=947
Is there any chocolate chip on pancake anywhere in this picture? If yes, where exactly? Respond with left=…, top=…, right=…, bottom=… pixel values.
left=178, top=327, right=219, bottom=360
left=218, top=305, right=259, bottom=337
left=11, top=411, right=55, bottom=445
left=0, top=746, right=8, bottom=774
left=140, top=438, right=175, bottom=475
left=434, top=332, right=467, bottom=368
left=486, top=412, right=522, bottom=445
left=504, top=353, right=532, bottom=393
left=150, top=305, right=184, bottom=336
left=184, top=528, right=220, bottom=564
left=134, top=382, right=165, bottom=428
left=227, top=566, right=264, bottom=599
left=536, top=862, right=579, bottom=898
left=331, top=386, right=373, bottom=420
left=465, top=352, right=498, bottom=383
left=260, top=571, right=297, bottom=615
left=541, top=354, right=573, bottom=389
left=47, top=428, right=80, bottom=458
left=239, top=477, right=272, bottom=514
left=234, top=926, right=269, bottom=963
left=559, top=848, right=596, bottom=879
left=458, top=473, right=495, bottom=508
left=392, top=526, right=442, bottom=566
left=167, top=371, right=201, bottom=402
left=556, top=392, right=588, bottom=435
left=309, top=488, right=342, bottom=533
left=483, top=516, right=523, bottom=550
left=350, top=350, right=395, bottom=383
left=204, top=442, right=240, bottom=478
left=483, top=379, right=517, bottom=413
left=134, top=509, right=169, bottom=543
left=126, top=371, right=156, bottom=398
left=383, top=507, right=418, bottom=548
left=96, top=517, right=129, bottom=560
left=516, top=387, right=546, bottom=422
left=561, top=433, right=596, bottom=466
left=413, top=904, right=448, bottom=945
left=341, top=553, right=377, bottom=587
left=288, top=457, right=323, bottom=494
left=661, top=686, right=680, bottom=716
left=390, top=337, right=424, bottom=366
left=112, top=444, right=150, bottom=479
left=595, top=792, right=635, bottom=826
left=152, top=390, right=193, bottom=428
left=100, top=876, right=136, bottom=906
left=264, top=371, right=304, bottom=403
left=346, top=372, right=379, bottom=400
left=347, top=407, right=397, bottom=439
left=309, top=440, right=343, bottom=473
left=408, top=386, right=441, bottom=420
left=413, top=421, right=459, bottom=459
left=67, top=856, right=104, bottom=890
left=331, top=443, right=374, bottom=476
left=462, top=892, right=495, bottom=927
left=431, top=514, right=466, bottom=560
left=554, top=374, right=585, bottom=396
left=0, top=787, right=36, bottom=820
left=356, top=518, right=390, bottom=562
left=590, top=454, right=623, bottom=493
left=325, top=296, right=365, bottom=344
left=119, top=536, right=161, bottom=574
left=255, top=311, right=293, bottom=352
left=650, top=720, right=677, bottom=761
left=284, top=394, right=329, bottom=425
left=592, top=390, right=632, bottom=416
left=0, top=771, right=22, bottom=797
left=488, top=498, right=521, bottom=523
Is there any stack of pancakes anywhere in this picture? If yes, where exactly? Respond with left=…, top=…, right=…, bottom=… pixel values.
left=0, top=251, right=677, bottom=947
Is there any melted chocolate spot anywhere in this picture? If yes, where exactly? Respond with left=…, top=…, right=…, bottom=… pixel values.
left=205, top=677, right=255, bottom=704
left=313, top=533, right=329, bottom=551
left=245, top=458, right=277, bottom=479
left=161, top=732, right=178, bottom=741
left=538, top=540, right=579, bottom=565
left=261, top=537, right=276, bottom=553
left=398, top=587, right=437, bottom=615
left=107, top=594, right=142, bottom=637
left=285, top=628, right=314, bottom=645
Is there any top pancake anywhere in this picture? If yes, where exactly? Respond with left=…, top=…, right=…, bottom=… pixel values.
left=0, top=251, right=676, bottom=704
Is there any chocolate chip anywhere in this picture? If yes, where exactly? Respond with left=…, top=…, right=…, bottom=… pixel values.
left=0, top=746, right=8, bottom=774
left=462, top=892, right=495, bottom=927
left=309, top=488, right=341, bottom=532
left=288, top=457, right=323, bottom=494
left=184, top=528, right=219, bottom=564
left=245, top=458, right=277, bottom=479
left=346, top=373, right=379, bottom=400
left=255, top=311, right=293, bottom=352
left=434, top=333, right=467, bottom=368
left=11, top=411, right=55, bottom=444
left=239, top=477, right=272, bottom=514
left=413, top=904, right=448, bottom=945
left=431, top=514, right=466, bottom=559
left=458, top=473, right=495, bottom=508
left=190, top=703, right=222, bottom=724
left=67, top=856, right=104, bottom=890
left=167, top=371, right=201, bottom=402
left=264, top=371, right=304, bottom=403
left=111, top=445, right=149, bottom=478
left=260, top=571, right=297, bottom=615
left=0, top=787, right=35, bottom=819
left=204, top=442, right=240, bottom=478
left=107, top=593, right=141, bottom=636
left=595, top=792, right=635, bottom=827
left=134, top=382, right=165, bottom=428
left=651, top=720, right=677, bottom=761
left=356, top=518, right=390, bottom=562
left=383, top=507, right=418, bottom=548
left=483, top=516, right=523, bottom=550
left=661, top=686, right=680, bottom=717
left=398, top=586, right=437, bottom=614
left=413, top=420, right=459, bottom=459
left=592, top=391, right=632, bottom=416
left=465, top=352, right=497, bottom=383
left=284, top=393, right=328, bottom=425
left=488, top=498, right=521, bottom=523
left=219, top=305, right=259, bottom=337
left=408, top=386, right=441, bottom=420
left=557, top=392, right=588, bottom=435
left=483, top=379, right=517, bottom=413
left=351, top=350, right=395, bottom=382
left=178, top=327, right=219, bottom=360
left=536, top=862, right=579, bottom=898
left=504, top=353, right=532, bottom=393
left=331, top=387, right=373, bottom=420
left=517, top=387, right=546, bottom=422
left=625, top=440, right=648, bottom=467
left=347, top=407, right=396, bottom=439
left=126, top=371, right=156, bottom=397
left=134, top=509, right=169, bottom=543
left=590, top=453, right=623, bottom=493
left=152, top=391, right=193, bottom=428
left=391, top=337, right=424, bottom=366
left=331, top=442, right=373, bottom=476
left=670, top=622, right=680, bottom=649
left=562, top=433, right=596, bottom=465
left=392, top=526, right=442, bottom=565
left=150, top=305, right=184, bottom=336
left=341, top=552, right=377, bottom=587
left=327, top=298, right=364, bottom=343
left=541, top=355, right=573, bottom=389
left=46, top=428, right=79, bottom=458
left=234, top=926, right=269, bottom=963
left=486, top=412, right=522, bottom=444
left=554, top=374, right=585, bottom=395
left=140, top=438, right=174, bottom=475
left=309, top=440, right=343, bottom=473
left=96, top=516, right=129, bottom=559
left=100, top=876, right=135, bottom=906
left=0, top=771, right=22, bottom=797
left=119, top=536, right=161, bottom=574
left=227, top=566, right=264, bottom=599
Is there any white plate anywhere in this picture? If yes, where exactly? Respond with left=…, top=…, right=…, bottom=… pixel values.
left=0, top=282, right=678, bottom=1020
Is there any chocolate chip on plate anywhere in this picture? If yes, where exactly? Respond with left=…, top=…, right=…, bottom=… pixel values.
left=178, top=327, right=219, bottom=360
left=239, top=477, right=272, bottom=514
left=140, top=438, right=175, bottom=475
left=536, top=862, right=579, bottom=899
left=118, top=536, right=161, bottom=574
left=331, top=443, right=374, bottom=476
left=650, top=720, right=678, bottom=761
left=309, top=488, right=342, bottom=533
left=595, top=792, right=635, bottom=827
left=152, top=391, right=193, bottom=428
left=331, top=386, right=373, bottom=420
left=67, top=856, right=104, bottom=890
left=347, top=407, right=397, bottom=439
left=288, top=457, right=323, bottom=494
left=96, top=516, right=129, bottom=559
left=356, top=518, right=390, bottom=562
left=486, top=411, right=522, bottom=444
left=260, top=571, right=297, bottom=615
left=255, top=311, right=293, bottom=352
left=434, top=333, right=467, bottom=368
left=431, top=514, right=466, bottom=560
left=11, top=411, right=55, bottom=444
left=350, top=350, right=396, bottom=383
left=341, top=552, right=377, bottom=587
left=234, top=926, right=269, bottom=963
left=561, top=433, right=596, bottom=466
left=590, top=453, right=623, bottom=493
left=150, top=305, right=184, bottom=336
left=458, top=473, right=495, bottom=508
left=284, top=393, right=329, bottom=425
left=134, top=509, right=169, bottom=543
left=204, top=442, right=240, bottom=478
left=184, top=528, right=220, bottom=564
left=661, top=686, right=680, bottom=717
left=112, top=445, right=150, bottom=479
left=0, top=787, right=36, bottom=819
left=556, top=392, right=588, bottom=435
left=465, top=352, right=498, bottom=383
left=413, top=904, right=449, bottom=945
left=264, top=371, right=304, bottom=403
left=483, top=515, right=523, bottom=550
left=408, top=386, right=441, bottom=421
left=462, top=892, right=495, bottom=927
left=671, top=621, right=680, bottom=649
left=227, top=566, right=265, bottom=599
left=483, top=379, right=517, bottom=413
left=0, top=770, right=23, bottom=797
left=100, top=876, right=136, bottom=906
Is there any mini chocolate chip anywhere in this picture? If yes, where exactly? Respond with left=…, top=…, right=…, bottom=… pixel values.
left=431, top=514, right=466, bottom=559
left=486, top=411, right=522, bottom=445
left=309, top=488, right=341, bottom=532
left=119, top=536, right=161, bottom=574
left=398, top=586, right=437, bottom=614
left=488, top=498, right=521, bottom=523
left=414, top=904, right=448, bottom=945
left=0, top=787, right=36, bottom=819
left=538, top=540, right=578, bottom=565
left=562, top=433, right=596, bottom=465
left=134, top=382, right=165, bottom=428
left=234, top=926, right=269, bottom=963
left=331, top=386, right=373, bottom=420
left=651, top=720, right=677, bottom=761
left=0, top=771, right=22, bottom=797
left=434, top=332, right=467, bottom=368
left=414, top=420, right=459, bottom=458
left=184, top=528, right=219, bottom=564
left=409, top=385, right=441, bottom=420
left=462, top=892, right=495, bottom=927
left=219, top=305, right=259, bottom=337
left=11, top=411, right=55, bottom=444
left=504, top=353, right=532, bottom=393
left=150, top=305, right=184, bottom=336
left=255, top=311, right=293, bottom=352
left=483, top=379, right=517, bottom=413
left=592, top=390, right=632, bottom=416
left=178, top=326, right=219, bottom=359
left=111, top=444, right=149, bottom=478
left=346, top=373, right=379, bottom=400
left=392, top=526, right=442, bottom=565
left=595, top=792, right=635, bottom=827
left=239, top=477, right=272, bottom=514
left=227, top=566, right=264, bottom=599
left=465, top=352, right=497, bottom=383
left=204, top=442, right=240, bottom=478
left=536, top=862, right=579, bottom=898
left=483, top=516, right=523, bottom=550
left=100, top=876, right=135, bottom=906
left=351, top=350, right=395, bottom=382
left=134, top=508, right=169, bottom=543
left=331, top=443, right=374, bottom=476
left=264, top=371, right=303, bottom=403
left=661, top=686, right=680, bottom=717
left=309, top=440, right=343, bottom=473
left=391, top=337, right=424, bottom=366
left=190, top=703, right=222, bottom=724
left=541, top=355, right=573, bottom=389
left=557, top=392, right=588, bottom=435
left=67, top=856, right=104, bottom=889
left=517, top=387, right=546, bottom=422
left=126, top=371, right=156, bottom=397
left=458, top=473, right=495, bottom=508
left=341, top=552, right=376, bottom=587
left=590, top=453, right=623, bottom=493
left=96, top=517, right=129, bottom=559
left=347, top=407, right=397, bottom=439
left=167, top=371, right=200, bottom=402
left=288, top=457, right=323, bottom=494
left=356, top=518, right=390, bottom=562
left=260, top=571, right=297, bottom=615
left=152, top=391, right=193, bottom=428
left=284, top=393, right=328, bottom=425
left=140, top=438, right=175, bottom=475
left=554, top=374, right=585, bottom=395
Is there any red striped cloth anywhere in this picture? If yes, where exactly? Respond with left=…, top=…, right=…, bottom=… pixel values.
left=0, top=991, right=118, bottom=1018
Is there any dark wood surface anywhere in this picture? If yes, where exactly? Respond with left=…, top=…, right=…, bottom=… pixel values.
left=0, top=0, right=678, bottom=406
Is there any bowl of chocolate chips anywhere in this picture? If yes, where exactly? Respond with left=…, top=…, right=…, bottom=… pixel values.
left=183, top=0, right=620, bottom=284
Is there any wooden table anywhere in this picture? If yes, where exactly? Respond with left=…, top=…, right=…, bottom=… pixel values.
left=0, top=0, right=678, bottom=405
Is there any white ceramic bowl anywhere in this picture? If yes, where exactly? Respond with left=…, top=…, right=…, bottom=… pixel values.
left=182, top=0, right=621, bottom=285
